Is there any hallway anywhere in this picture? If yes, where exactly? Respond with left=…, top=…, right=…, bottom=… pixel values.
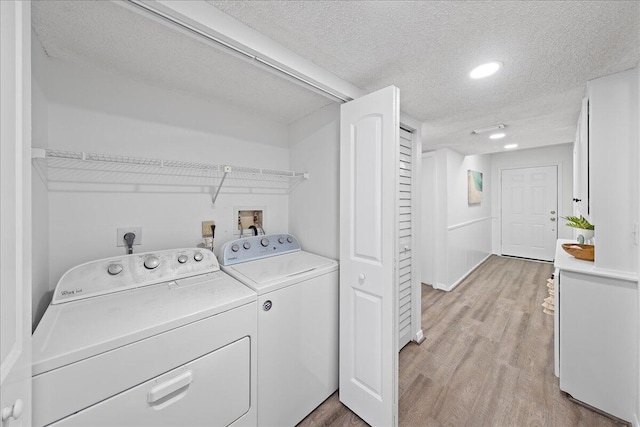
left=299, top=256, right=624, bottom=426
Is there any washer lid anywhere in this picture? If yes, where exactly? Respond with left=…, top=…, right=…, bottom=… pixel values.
left=223, top=251, right=338, bottom=294
left=32, top=271, right=256, bottom=375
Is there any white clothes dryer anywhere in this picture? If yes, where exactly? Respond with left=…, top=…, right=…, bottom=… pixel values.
left=220, top=234, right=339, bottom=427
left=32, top=248, right=257, bottom=427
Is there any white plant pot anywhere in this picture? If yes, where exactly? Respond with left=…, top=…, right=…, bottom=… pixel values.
left=577, top=229, right=594, bottom=245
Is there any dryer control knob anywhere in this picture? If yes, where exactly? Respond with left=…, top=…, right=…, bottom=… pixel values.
left=107, top=263, right=123, bottom=275
left=278, top=237, right=285, bottom=244
left=178, top=254, right=188, bottom=264
left=260, top=238, right=270, bottom=247
left=262, top=300, right=272, bottom=311
left=287, top=236, right=293, bottom=243
left=243, top=242, right=251, bottom=250
left=144, top=256, right=160, bottom=269
left=194, top=252, right=204, bottom=262
left=231, top=244, right=239, bottom=252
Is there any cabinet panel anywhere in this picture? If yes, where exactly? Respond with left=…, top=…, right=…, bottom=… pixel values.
left=559, top=270, right=637, bottom=422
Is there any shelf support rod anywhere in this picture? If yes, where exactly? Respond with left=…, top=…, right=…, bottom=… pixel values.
left=211, top=165, right=232, bottom=205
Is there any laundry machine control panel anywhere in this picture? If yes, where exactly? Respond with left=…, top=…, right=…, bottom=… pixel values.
left=220, top=234, right=301, bottom=266
left=52, top=248, right=219, bottom=304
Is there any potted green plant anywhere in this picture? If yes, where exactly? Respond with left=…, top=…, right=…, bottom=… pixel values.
left=562, top=215, right=594, bottom=244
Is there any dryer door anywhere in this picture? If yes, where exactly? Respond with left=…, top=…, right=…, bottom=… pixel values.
left=50, top=337, right=251, bottom=427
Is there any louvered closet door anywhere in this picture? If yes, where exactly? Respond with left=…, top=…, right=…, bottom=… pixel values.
left=398, top=128, right=413, bottom=349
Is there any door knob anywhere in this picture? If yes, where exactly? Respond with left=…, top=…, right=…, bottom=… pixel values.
left=359, top=273, right=366, bottom=280
left=550, top=210, right=556, bottom=214
left=550, top=218, right=556, bottom=221
left=2, top=399, right=24, bottom=422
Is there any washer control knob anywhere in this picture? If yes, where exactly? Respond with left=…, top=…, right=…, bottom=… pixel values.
left=287, top=236, right=293, bottom=243
left=278, top=237, right=285, bottom=244
left=263, top=300, right=272, bottom=311
left=144, top=256, right=160, bottom=270
left=178, top=254, right=188, bottom=264
left=231, top=244, right=240, bottom=252
left=243, top=242, right=251, bottom=250
left=260, top=238, right=270, bottom=247
left=194, top=252, right=204, bottom=262
left=107, top=263, right=123, bottom=275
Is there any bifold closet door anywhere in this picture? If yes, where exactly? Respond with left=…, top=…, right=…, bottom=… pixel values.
left=339, top=85, right=399, bottom=427
left=398, top=128, right=413, bottom=350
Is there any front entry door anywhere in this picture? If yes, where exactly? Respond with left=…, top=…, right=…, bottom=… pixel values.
left=501, top=166, right=558, bottom=261
left=339, top=86, right=399, bottom=427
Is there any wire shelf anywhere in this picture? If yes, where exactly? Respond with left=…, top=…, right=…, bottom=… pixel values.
left=33, top=148, right=308, bottom=204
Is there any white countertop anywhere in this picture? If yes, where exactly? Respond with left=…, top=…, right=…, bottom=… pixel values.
left=554, top=239, right=638, bottom=282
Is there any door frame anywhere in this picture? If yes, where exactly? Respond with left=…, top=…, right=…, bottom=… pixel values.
left=420, top=151, right=437, bottom=287
left=498, top=163, right=562, bottom=259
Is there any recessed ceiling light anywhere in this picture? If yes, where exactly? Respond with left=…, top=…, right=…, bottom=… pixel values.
left=469, top=61, right=502, bottom=79
left=504, top=144, right=518, bottom=149
left=489, top=133, right=506, bottom=140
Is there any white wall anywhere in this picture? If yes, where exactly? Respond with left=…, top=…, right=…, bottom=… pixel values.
left=426, top=148, right=492, bottom=290
left=490, top=144, right=574, bottom=254
left=444, top=149, right=492, bottom=288
left=32, top=55, right=294, bottom=326
left=288, top=103, right=340, bottom=260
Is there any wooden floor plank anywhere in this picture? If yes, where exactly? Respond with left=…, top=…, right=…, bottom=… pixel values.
left=297, top=255, right=624, bottom=427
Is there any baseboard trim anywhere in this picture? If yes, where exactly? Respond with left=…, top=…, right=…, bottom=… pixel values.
left=413, top=329, right=425, bottom=345
left=433, top=254, right=493, bottom=292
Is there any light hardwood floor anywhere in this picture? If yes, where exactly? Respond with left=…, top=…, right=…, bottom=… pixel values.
left=298, top=255, right=625, bottom=427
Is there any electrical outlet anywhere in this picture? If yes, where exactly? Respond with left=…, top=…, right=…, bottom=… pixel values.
left=117, top=227, right=142, bottom=247
left=202, top=220, right=215, bottom=237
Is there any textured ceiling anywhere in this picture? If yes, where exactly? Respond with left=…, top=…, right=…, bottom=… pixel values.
left=32, top=1, right=639, bottom=155
left=210, top=0, right=640, bottom=154
left=31, top=1, right=334, bottom=125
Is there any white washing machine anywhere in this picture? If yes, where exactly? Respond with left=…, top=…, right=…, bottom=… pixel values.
left=32, top=248, right=257, bottom=427
left=220, top=234, right=339, bottom=427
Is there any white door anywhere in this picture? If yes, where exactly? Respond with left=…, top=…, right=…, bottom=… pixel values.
left=1, top=1, right=32, bottom=426
left=397, top=128, right=413, bottom=350
left=501, top=166, right=558, bottom=261
left=339, top=86, right=399, bottom=427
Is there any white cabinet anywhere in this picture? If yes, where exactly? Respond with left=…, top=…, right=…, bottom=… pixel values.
left=555, top=240, right=638, bottom=423
left=586, top=67, right=639, bottom=274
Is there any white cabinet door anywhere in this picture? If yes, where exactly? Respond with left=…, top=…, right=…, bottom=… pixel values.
left=501, top=166, right=558, bottom=261
left=339, top=86, right=399, bottom=427
left=1, top=2, right=32, bottom=426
